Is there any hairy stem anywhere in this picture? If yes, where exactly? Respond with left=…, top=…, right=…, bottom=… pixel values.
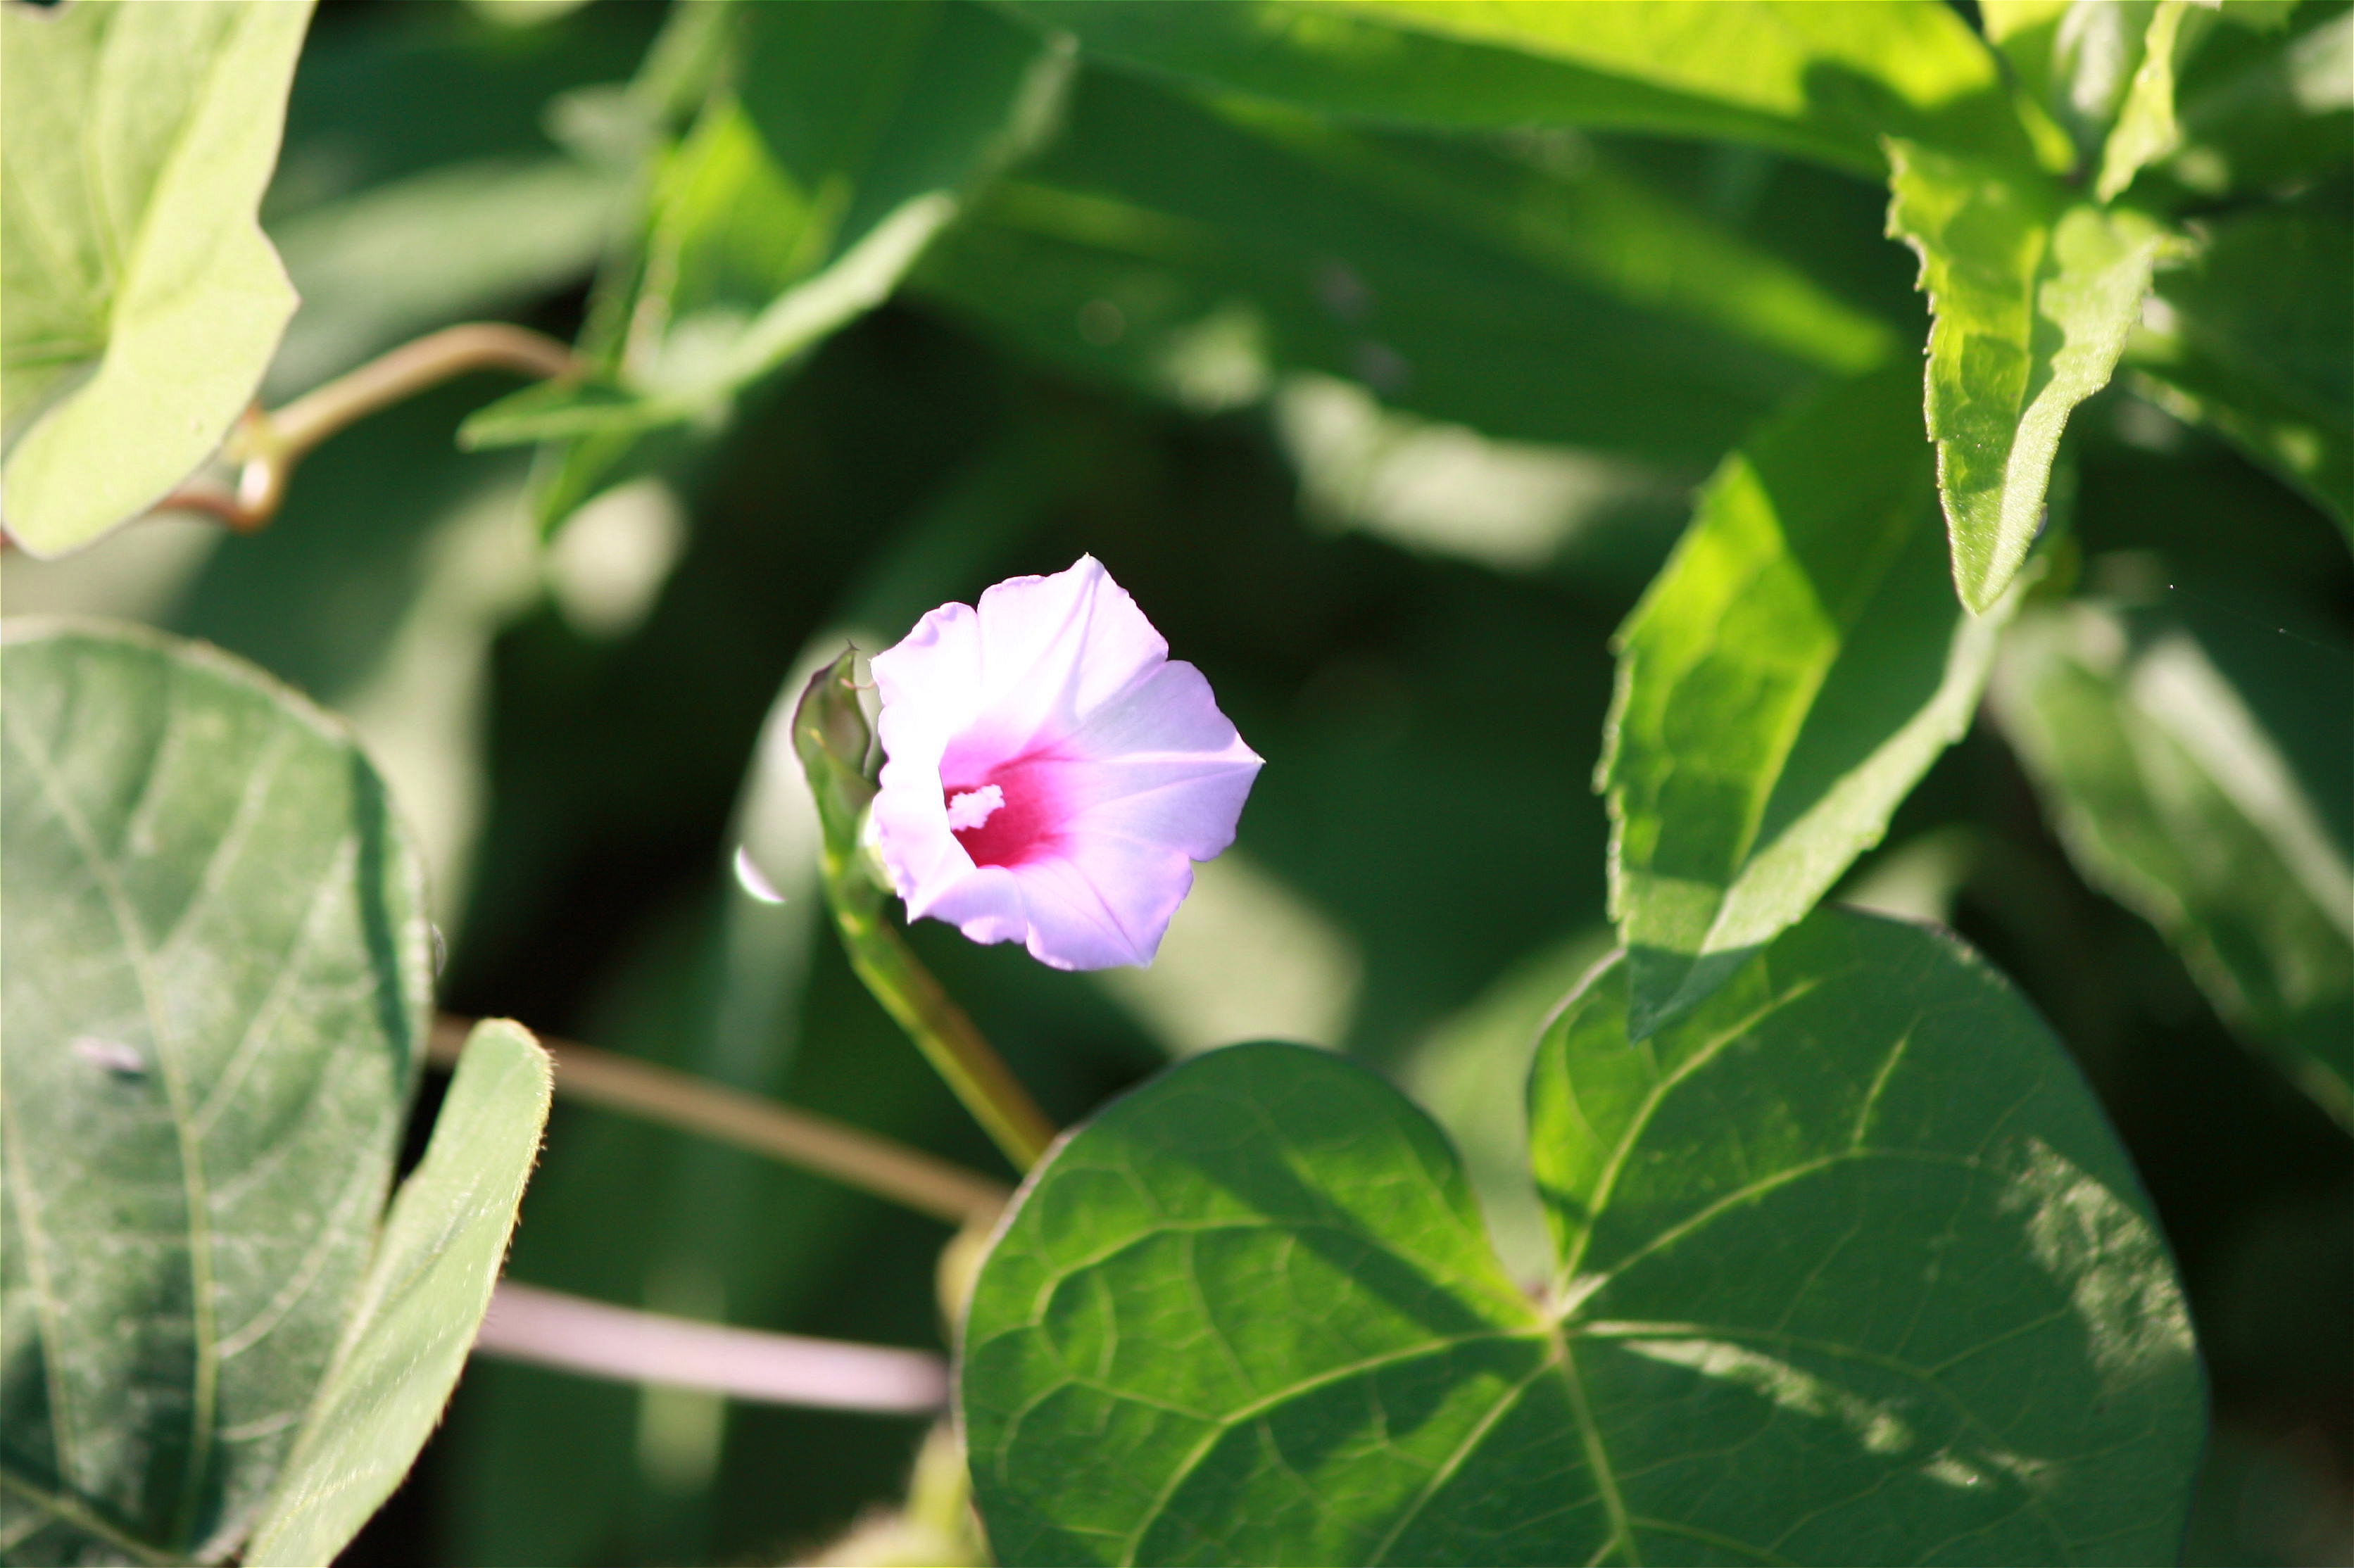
left=427, top=1015, right=1008, bottom=1226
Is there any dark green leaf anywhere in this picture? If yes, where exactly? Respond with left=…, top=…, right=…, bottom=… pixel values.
left=244, top=1020, right=553, bottom=1567
left=2171, top=2, right=2352, bottom=196
left=1886, top=140, right=2178, bottom=611
left=962, top=909, right=2205, bottom=1564
left=1600, top=365, right=2013, bottom=1037
left=1004, top=0, right=2047, bottom=177
left=918, top=70, right=1868, bottom=466
left=2126, top=191, right=2353, bottom=532
left=0, top=621, right=429, bottom=1562
left=1991, top=600, right=2354, bottom=1128
left=1, top=0, right=313, bottom=557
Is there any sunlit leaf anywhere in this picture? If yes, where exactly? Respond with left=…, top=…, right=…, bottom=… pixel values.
left=0, top=621, right=429, bottom=1562
left=2096, top=0, right=2203, bottom=200
left=1005, top=0, right=2048, bottom=177
left=0, top=0, right=313, bottom=557
left=1991, top=600, right=2354, bottom=1128
left=1600, top=365, right=2014, bottom=1037
left=1886, top=139, right=2179, bottom=611
left=244, top=1020, right=553, bottom=1567
left=2126, top=191, right=2353, bottom=532
left=962, top=909, right=2205, bottom=1565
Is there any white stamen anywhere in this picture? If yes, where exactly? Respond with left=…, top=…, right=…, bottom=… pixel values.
left=945, top=785, right=1005, bottom=832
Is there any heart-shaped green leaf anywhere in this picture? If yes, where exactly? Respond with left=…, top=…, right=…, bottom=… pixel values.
left=1, top=621, right=429, bottom=1562
left=1886, top=140, right=2179, bottom=612
left=1601, top=365, right=2014, bottom=1037
left=1992, top=600, right=2353, bottom=1128
left=246, top=1019, right=553, bottom=1567
left=961, top=909, right=2203, bottom=1565
left=0, top=0, right=313, bottom=557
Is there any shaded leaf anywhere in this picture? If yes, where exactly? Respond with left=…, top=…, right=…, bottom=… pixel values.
left=1599, top=365, right=2013, bottom=1037
left=961, top=909, right=2205, bottom=1565
left=1886, top=139, right=2178, bottom=610
left=244, top=1020, right=553, bottom=1567
left=0, top=621, right=429, bottom=1562
left=0, top=0, right=313, bottom=557
left=2171, top=2, right=2352, bottom=196
left=2127, top=191, right=2353, bottom=532
left=1991, top=600, right=2353, bottom=1127
left=1005, top=0, right=2047, bottom=177
left=917, top=68, right=1870, bottom=467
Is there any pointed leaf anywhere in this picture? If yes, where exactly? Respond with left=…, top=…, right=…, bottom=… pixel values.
left=244, top=1020, right=553, bottom=1567
left=1887, top=141, right=2177, bottom=611
left=1, top=0, right=313, bottom=557
left=1991, top=601, right=2353, bottom=1127
left=960, top=910, right=2205, bottom=1564
left=1005, top=0, right=2047, bottom=177
left=1599, top=365, right=2013, bottom=1037
left=0, top=622, right=428, bottom=1562
left=2096, top=0, right=2200, bottom=201
left=460, top=0, right=1072, bottom=526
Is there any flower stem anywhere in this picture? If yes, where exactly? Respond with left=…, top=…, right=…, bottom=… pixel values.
left=427, top=1014, right=1009, bottom=1225
left=792, top=650, right=1061, bottom=1172
left=828, top=894, right=1060, bottom=1171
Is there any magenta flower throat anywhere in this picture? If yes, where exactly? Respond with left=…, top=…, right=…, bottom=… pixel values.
left=869, top=556, right=1263, bottom=970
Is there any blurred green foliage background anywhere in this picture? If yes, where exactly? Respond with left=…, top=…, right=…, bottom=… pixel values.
left=6, top=1, right=2346, bottom=1562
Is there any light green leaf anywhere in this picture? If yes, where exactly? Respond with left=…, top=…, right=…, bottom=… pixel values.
left=1599, top=365, right=2015, bottom=1038
left=1991, top=601, right=2354, bottom=1128
left=0, top=0, right=313, bottom=557
left=244, top=1020, right=553, bottom=1567
left=1886, top=139, right=2178, bottom=612
left=2097, top=0, right=2204, bottom=201
left=2126, top=192, right=2352, bottom=531
left=0, top=621, right=429, bottom=1563
left=961, top=909, right=2205, bottom=1565
left=1005, top=0, right=2048, bottom=177
left=460, top=0, right=1071, bottom=526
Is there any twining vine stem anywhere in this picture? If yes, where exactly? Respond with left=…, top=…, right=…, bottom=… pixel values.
left=158, top=323, right=584, bottom=531
left=426, top=1014, right=1009, bottom=1227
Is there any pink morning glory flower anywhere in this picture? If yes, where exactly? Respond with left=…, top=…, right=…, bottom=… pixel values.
left=868, top=555, right=1263, bottom=970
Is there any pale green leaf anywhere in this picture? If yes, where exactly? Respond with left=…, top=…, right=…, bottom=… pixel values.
left=2097, top=0, right=2203, bottom=201
left=1991, top=601, right=2354, bottom=1128
left=2126, top=191, right=2352, bottom=531
left=1005, top=0, right=2049, bottom=177
left=244, top=1020, right=553, bottom=1568
left=1599, top=365, right=2015, bottom=1037
left=0, top=621, right=429, bottom=1562
left=0, top=0, right=313, bottom=557
left=1886, top=139, right=2178, bottom=611
left=961, top=909, right=2205, bottom=1564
